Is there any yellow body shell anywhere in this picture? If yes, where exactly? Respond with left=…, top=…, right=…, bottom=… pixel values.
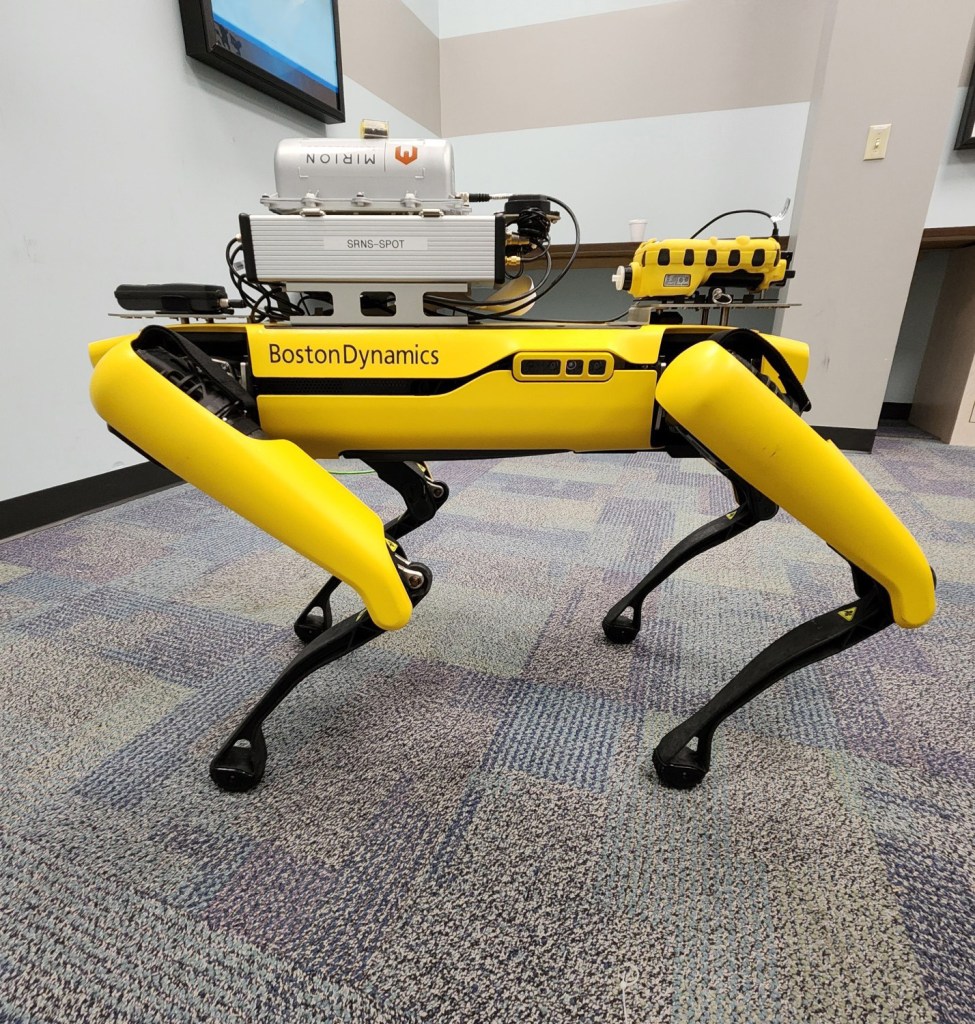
left=89, top=321, right=933, bottom=633
left=655, top=342, right=935, bottom=628
left=90, top=336, right=412, bottom=630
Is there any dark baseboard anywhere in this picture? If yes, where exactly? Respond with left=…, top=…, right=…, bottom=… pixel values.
left=0, top=463, right=180, bottom=540
left=811, top=426, right=876, bottom=452
left=1, top=425, right=880, bottom=540
left=880, top=401, right=912, bottom=420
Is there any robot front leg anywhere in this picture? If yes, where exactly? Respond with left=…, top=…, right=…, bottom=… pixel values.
left=643, top=339, right=935, bottom=788
left=293, top=460, right=449, bottom=642
left=89, top=327, right=417, bottom=634
left=90, top=326, right=431, bottom=790
left=212, top=540, right=432, bottom=791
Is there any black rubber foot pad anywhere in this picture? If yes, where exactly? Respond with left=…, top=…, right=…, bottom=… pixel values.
left=652, top=747, right=708, bottom=789
left=210, top=732, right=267, bottom=792
left=603, top=617, right=639, bottom=644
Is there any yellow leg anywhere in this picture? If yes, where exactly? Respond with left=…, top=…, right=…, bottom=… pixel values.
left=89, top=334, right=413, bottom=631
left=655, top=340, right=935, bottom=628
left=642, top=338, right=935, bottom=787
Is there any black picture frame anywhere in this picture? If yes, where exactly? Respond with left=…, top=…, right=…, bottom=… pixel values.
left=955, top=60, right=975, bottom=150
left=178, top=0, right=345, bottom=124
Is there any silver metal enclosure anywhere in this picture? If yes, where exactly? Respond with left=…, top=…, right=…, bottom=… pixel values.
left=265, top=138, right=463, bottom=214
left=243, top=213, right=500, bottom=284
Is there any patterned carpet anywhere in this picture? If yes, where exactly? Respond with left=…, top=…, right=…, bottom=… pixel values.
left=0, top=424, right=972, bottom=1023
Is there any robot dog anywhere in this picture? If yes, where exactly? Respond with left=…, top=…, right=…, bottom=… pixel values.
left=88, top=137, right=935, bottom=793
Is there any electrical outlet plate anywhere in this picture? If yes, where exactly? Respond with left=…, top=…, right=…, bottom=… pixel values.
left=864, top=124, right=891, bottom=160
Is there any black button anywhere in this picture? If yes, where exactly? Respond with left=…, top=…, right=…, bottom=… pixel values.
left=565, top=359, right=584, bottom=375
left=522, top=359, right=560, bottom=375
left=751, top=248, right=765, bottom=266
left=728, top=250, right=741, bottom=267
left=706, top=249, right=717, bottom=266
left=588, top=359, right=607, bottom=375
left=683, top=248, right=695, bottom=266
left=657, top=248, right=670, bottom=266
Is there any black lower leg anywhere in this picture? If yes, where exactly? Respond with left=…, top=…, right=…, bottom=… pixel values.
left=651, top=564, right=894, bottom=788
left=214, top=551, right=432, bottom=792
left=367, top=460, right=449, bottom=541
left=603, top=468, right=777, bottom=643
left=294, top=461, right=447, bottom=643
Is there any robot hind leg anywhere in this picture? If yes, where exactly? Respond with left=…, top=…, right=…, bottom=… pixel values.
left=645, top=339, right=935, bottom=787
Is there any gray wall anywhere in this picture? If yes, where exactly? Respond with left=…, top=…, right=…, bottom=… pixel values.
left=443, top=1, right=823, bottom=244
left=774, top=0, right=975, bottom=432
left=884, top=251, right=950, bottom=405
left=4, top=1, right=975, bottom=504
left=439, top=2, right=975, bottom=417
left=886, top=82, right=975, bottom=407
left=0, top=0, right=439, bottom=503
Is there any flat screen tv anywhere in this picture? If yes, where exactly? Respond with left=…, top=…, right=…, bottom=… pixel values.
left=957, top=60, right=975, bottom=150
left=179, top=0, right=345, bottom=124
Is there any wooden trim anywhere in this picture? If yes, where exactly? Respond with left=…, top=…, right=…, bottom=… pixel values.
left=918, top=226, right=975, bottom=250
left=549, top=227, right=975, bottom=269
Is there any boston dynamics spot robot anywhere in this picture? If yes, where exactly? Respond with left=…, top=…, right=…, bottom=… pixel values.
left=88, top=137, right=936, bottom=793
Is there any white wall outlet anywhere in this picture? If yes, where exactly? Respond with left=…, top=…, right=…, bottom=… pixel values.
left=864, top=124, right=891, bottom=160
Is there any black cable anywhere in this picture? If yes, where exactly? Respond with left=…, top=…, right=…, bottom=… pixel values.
left=225, top=237, right=306, bottom=322
left=225, top=239, right=269, bottom=320
left=427, top=251, right=554, bottom=318
left=227, top=240, right=275, bottom=321
left=429, top=194, right=581, bottom=322
left=690, top=208, right=779, bottom=240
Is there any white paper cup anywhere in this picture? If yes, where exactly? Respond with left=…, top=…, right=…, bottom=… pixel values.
left=629, top=219, right=647, bottom=242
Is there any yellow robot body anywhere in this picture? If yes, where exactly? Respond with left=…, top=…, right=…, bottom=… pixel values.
left=86, top=284, right=934, bottom=793
left=90, top=320, right=934, bottom=637
left=133, top=322, right=804, bottom=459
left=80, top=139, right=936, bottom=793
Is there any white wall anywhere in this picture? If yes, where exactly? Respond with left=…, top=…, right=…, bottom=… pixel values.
left=0, top=2, right=434, bottom=504
left=450, top=103, right=807, bottom=246
left=4, top=1, right=975, bottom=504
left=438, top=0, right=680, bottom=38
left=400, top=0, right=440, bottom=36
left=926, top=88, right=975, bottom=228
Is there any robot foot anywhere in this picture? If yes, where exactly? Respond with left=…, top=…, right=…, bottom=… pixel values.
left=210, top=725, right=268, bottom=792
left=649, top=563, right=894, bottom=788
